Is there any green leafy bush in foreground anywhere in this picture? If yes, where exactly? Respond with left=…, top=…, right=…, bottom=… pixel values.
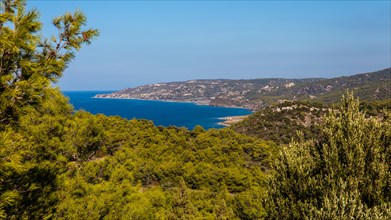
left=264, top=93, right=391, bottom=219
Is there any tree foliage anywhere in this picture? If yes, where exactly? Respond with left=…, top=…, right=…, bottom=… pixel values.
left=264, top=93, right=391, bottom=219
left=0, top=0, right=98, bottom=218
left=0, top=0, right=98, bottom=126
left=54, top=117, right=275, bottom=219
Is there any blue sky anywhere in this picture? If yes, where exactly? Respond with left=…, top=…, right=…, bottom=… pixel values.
left=28, top=1, right=390, bottom=91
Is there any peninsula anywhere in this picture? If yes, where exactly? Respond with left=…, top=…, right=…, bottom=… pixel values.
left=95, top=68, right=390, bottom=110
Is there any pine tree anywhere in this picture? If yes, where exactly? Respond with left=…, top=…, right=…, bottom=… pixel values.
left=0, top=0, right=98, bottom=218
left=0, top=0, right=98, bottom=127
left=264, top=92, right=391, bottom=219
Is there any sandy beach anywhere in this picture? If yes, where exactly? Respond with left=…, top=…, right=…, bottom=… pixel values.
left=218, top=115, right=249, bottom=127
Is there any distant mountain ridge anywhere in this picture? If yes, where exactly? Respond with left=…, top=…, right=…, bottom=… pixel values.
left=263, top=68, right=391, bottom=103
left=95, top=68, right=390, bottom=110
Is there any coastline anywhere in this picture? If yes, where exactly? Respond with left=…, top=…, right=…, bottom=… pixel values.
left=93, top=94, right=252, bottom=128
left=93, top=95, right=252, bottom=110
left=217, top=115, right=249, bottom=127
left=93, top=95, right=212, bottom=107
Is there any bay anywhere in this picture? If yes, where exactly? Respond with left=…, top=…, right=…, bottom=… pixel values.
left=63, top=91, right=252, bottom=129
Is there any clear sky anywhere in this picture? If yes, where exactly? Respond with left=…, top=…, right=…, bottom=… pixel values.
left=27, top=0, right=390, bottom=91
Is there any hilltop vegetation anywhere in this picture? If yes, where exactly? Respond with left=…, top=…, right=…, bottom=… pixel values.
left=232, top=99, right=391, bottom=144
left=1, top=1, right=390, bottom=219
left=97, top=68, right=390, bottom=110
left=232, top=101, right=328, bottom=144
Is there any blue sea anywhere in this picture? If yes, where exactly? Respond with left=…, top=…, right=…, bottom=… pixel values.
left=63, top=91, right=252, bottom=129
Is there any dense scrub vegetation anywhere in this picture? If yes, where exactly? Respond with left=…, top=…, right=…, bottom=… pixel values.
left=1, top=1, right=390, bottom=219
left=233, top=101, right=328, bottom=144
left=56, top=116, right=276, bottom=219
left=264, top=94, right=391, bottom=219
left=233, top=99, right=391, bottom=144
left=1, top=96, right=277, bottom=219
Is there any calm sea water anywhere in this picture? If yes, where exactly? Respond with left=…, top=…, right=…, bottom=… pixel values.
left=63, top=91, right=252, bottom=129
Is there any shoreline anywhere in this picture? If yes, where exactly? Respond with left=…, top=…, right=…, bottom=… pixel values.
left=217, top=115, right=249, bottom=127
left=93, top=95, right=252, bottom=111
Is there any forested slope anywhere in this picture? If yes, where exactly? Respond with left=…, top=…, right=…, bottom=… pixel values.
left=232, top=101, right=328, bottom=144
left=232, top=99, right=391, bottom=144
left=2, top=90, right=276, bottom=218
left=56, top=113, right=276, bottom=219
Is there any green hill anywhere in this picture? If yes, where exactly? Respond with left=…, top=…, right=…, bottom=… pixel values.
left=232, top=99, right=391, bottom=144
left=232, top=101, right=328, bottom=144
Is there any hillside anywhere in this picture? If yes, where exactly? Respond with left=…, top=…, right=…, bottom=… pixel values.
left=95, top=78, right=317, bottom=110
left=231, top=101, right=328, bottom=144
left=96, top=68, right=391, bottom=110
left=265, top=68, right=391, bottom=103
left=232, top=99, right=391, bottom=144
